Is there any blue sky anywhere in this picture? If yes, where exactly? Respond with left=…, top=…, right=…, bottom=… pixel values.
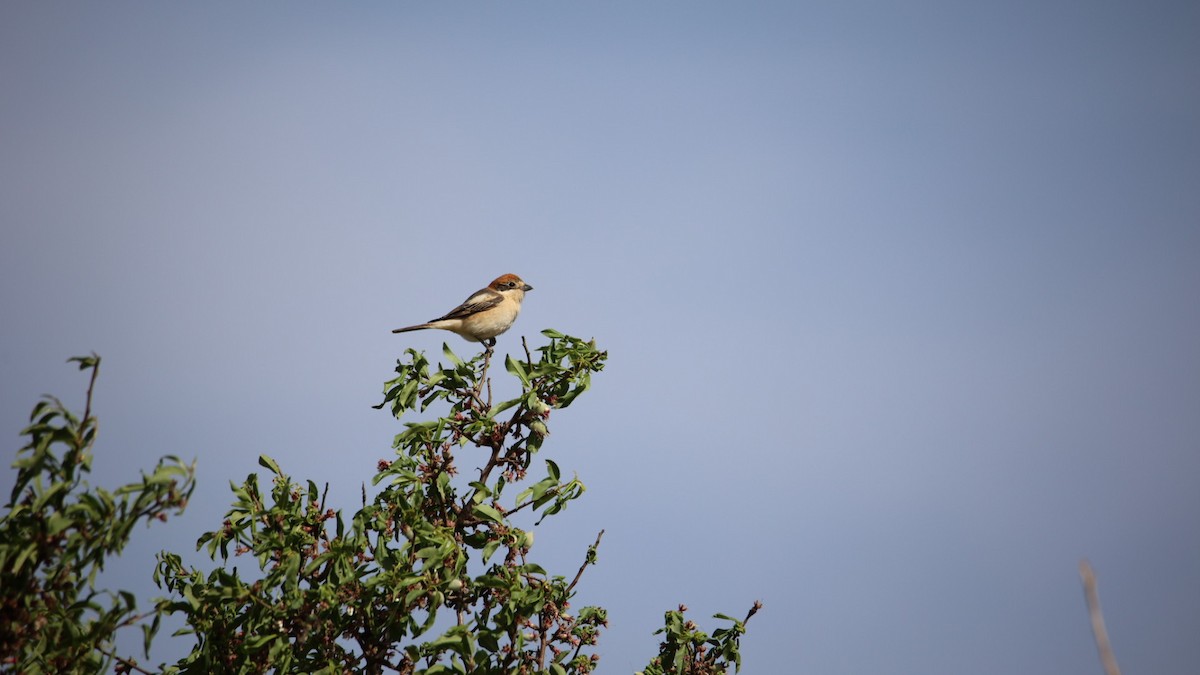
left=2, top=2, right=1199, bottom=673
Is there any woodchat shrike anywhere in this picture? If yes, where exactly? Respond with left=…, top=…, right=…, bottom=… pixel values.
left=392, top=274, right=533, bottom=348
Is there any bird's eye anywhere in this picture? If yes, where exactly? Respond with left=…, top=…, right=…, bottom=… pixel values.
left=505, top=281, right=516, bottom=288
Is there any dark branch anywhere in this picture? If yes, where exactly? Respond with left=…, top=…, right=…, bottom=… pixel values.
left=567, top=529, right=605, bottom=593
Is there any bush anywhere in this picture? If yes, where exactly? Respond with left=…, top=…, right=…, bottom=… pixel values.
left=3, top=335, right=757, bottom=674
left=1, top=355, right=195, bottom=674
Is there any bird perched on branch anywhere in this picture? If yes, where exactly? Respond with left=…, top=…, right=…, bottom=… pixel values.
left=392, top=274, right=533, bottom=349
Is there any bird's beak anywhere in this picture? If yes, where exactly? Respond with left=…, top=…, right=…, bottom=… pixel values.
left=523, top=283, right=533, bottom=291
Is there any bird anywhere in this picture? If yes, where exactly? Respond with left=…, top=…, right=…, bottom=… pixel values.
left=392, top=274, right=533, bottom=349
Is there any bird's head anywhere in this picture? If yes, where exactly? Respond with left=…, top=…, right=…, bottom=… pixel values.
left=490, top=274, right=533, bottom=295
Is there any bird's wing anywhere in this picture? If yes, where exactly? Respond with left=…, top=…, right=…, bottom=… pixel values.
left=432, top=287, right=503, bottom=321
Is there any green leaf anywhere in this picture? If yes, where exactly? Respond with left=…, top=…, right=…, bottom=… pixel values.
left=472, top=503, right=505, bottom=524
left=505, top=355, right=530, bottom=385
left=489, top=396, right=522, bottom=416
left=468, top=481, right=491, bottom=502
left=143, top=613, right=160, bottom=657
left=398, top=378, right=419, bottom=409
left=482, top=539, right=502, bottom=563
left=68, top=353, right=101, bottom=370
left=443, top=342, right=463, bottom=367
left=521, top=476, right=555, bottom=504
left=257, top=455, right=281, bottom=474
left=11, top=544, right=37, bottom=574
left=415, top=545, right=442, bottom=560
left=245, top=633, right=277, bottom=649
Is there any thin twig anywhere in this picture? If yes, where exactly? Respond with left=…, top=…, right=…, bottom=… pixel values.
left=461, top=386, right=488, bottom=412
left=486, top=375, right=492, bottom=408
left=81, top=354, right=100, bottom=429
left=1079, top=559, right=1122, bottom=675
left=744, top=599, right=763, bottom=623
left=535, top=608, right=549, bottom=669
left=475, top=346, right=493, bottom=406
left=114, top=609, right=157, bottom=631
left=97, top=648, right=155, bottom=675
left=567, top=529, right=605, bottom=593
left=507, top=485, right=563, bottom=517
left=477, top=446, right=503, bottom=484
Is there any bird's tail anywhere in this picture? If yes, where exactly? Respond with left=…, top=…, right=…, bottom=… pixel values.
left=391, top=324, right=430, bottom=334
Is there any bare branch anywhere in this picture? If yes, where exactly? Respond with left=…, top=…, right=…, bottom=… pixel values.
left=81, top=354, right=100, bottom=431
left=1079, top=559, right=1122, bottom=675
left=567, top=529, right=605, bottom=593
left=97, top=647, right=155, bottom=675
left=744, top=599, right=763, bottom=624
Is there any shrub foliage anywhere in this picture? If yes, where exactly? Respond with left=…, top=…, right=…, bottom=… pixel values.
left=3, top=334, right=757, bottom=674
